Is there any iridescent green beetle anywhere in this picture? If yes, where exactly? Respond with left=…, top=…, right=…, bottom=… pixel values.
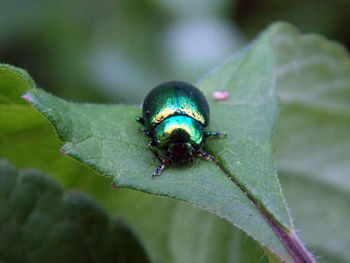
left=136, top=81, right=226, bottom=177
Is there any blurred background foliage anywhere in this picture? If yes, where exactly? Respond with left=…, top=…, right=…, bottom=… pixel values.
left=1, top=0, right=349, bottom=103
left=1, top=0, right=350, bottom=262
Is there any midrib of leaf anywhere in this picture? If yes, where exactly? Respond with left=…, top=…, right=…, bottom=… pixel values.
left=198, top=32, right=292, bottom=230
left=280, top=174, right=350, bottom=263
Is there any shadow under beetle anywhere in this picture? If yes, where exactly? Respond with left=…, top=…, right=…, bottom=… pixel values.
left=136, top=81, right=226, bottom=177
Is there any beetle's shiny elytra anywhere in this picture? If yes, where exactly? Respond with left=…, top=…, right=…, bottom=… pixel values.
left=136, top=81, right=226, bottom=177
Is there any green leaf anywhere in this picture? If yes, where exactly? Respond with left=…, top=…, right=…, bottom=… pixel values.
left=270, top=23, right=350, bottom=263
left=111, top=190, right=270, bottom=263
left=0, top=64, right=97, bottom=185
left=0, top=160, right=150, bottom=263
left=0, top=64, right=34, bottom=104
left=21, top=25, right=294, bottom=261
left=0, top=63, right=269, bottom=263
left=197, top=30, right=291, bottom=229
left=24, top=88, right=292, bottom=259
left=121, top=23, right=350, bottom=263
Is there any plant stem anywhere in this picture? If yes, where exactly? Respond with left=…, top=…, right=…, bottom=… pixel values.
left=217, top=162, right=315, bottom=263
left=254, top=202, right=315, bottom=263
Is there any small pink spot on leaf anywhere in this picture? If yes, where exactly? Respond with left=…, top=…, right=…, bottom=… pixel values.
left=212, top=91, right=229, bottom=101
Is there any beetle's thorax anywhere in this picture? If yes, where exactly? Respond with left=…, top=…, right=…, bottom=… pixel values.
left=153, top=115, right=204, bottom=163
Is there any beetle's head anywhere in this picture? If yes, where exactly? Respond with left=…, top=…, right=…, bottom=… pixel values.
left=166, top=142, right=193, bottom=164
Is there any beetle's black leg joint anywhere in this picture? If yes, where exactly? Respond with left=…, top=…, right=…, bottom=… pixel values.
left=205, top=131, right=227, bottom=139
left=136, top=116, right=145, bottom=125
left=149, top=140, right=166, bottom=177
left=148, top=141, right=162, bottom=162
left=139, top=128, right=151, bottom=136
left=197, top=151, right=214, bottom=161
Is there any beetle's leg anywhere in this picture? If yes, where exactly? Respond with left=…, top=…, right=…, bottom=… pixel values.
left=148, top=140, right=164, bottom=163
left=149, top=140, right=166, bottom=178
left=205, top=131, right=227, bottom=139
left=136, top=116, right=145, bottom=126
left=197, top=151, right=214, bottom=161
left=139, top=128, right=151, bottom=136
left=153, top=163, right=165, bottom=178
left=137, top=117, right=152, bottom=137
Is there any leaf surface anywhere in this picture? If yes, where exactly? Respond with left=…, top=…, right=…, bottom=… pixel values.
left=0, top=64, right=271, bottom=263
left=0, top=64, right=95, bottom=183
left=22, top=27, right=294, bottom=260
left=0, top=160, right=150, bottom=263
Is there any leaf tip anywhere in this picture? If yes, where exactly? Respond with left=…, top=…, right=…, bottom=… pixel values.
left=59, top=148, right=66, bottom=155
left=21, top=93, right=32, bottom=102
